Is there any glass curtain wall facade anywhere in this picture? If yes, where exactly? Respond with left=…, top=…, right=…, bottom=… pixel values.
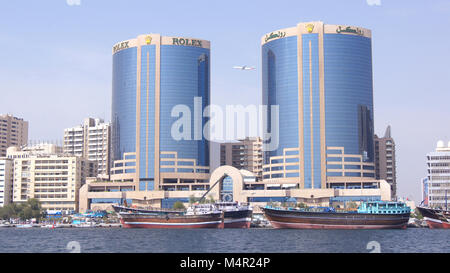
left=262, top=22, right=375, bottom=189
left=111, top=34, right=210, bottom=191
left=160, top=46, right=210, bottom=169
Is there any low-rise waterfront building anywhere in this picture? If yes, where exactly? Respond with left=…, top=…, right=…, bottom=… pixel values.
left=79, top=165, right=391, bottom=213
left=7, top=144, right=97, bottom=212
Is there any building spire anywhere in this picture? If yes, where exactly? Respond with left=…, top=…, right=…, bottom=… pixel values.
left=384, top=125, right=391, bottom=138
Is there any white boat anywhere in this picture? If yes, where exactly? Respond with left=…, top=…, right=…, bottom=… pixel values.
left=75, top=222, right=95, bottom=228
left=16, top=224, right=33, bottom=228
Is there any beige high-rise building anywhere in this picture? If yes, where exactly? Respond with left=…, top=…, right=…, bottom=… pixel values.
left=220, top=137, right=263, bottom=180
left=7, top=144, right=96, bottom=213
left=0, top=114, right=28, bottom=157
left=374, top=126, right=397, bottom=199
left=64, top=118, right=111, bottom=177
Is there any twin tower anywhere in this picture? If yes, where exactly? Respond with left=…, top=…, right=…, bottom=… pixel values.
left=111, top=21, right=375, bottom=192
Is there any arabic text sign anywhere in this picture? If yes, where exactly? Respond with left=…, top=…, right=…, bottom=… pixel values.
left=264, top=31, right=287, bottom=43
left=336, top=26, right=365, bottom=36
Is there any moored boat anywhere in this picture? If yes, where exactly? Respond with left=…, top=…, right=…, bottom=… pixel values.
left=423, top=217, right=450, bottom=229
left=114, top=201, right=253, bottom=228
left=417, top=206, right=450, bottom=229
left=118, top=204, right=225, bottom=229
left=215, top=201, right=253, bottom=228
left=262, top=201, right=411, bottom=229
left=16, top=224, right=33, bottom=229
left=112, top=204, right=184, bottom=214
left=74, top=223, right=96, bottom=228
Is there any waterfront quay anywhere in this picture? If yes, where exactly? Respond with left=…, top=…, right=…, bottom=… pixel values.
left=0, top=209, right=431, bottom=229
left=0, top=223, right=122, bottom=228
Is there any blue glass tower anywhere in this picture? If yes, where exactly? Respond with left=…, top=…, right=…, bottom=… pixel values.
left=262, top=22, right=375, bottom=189
left=111, top=34, right=210, bottom=191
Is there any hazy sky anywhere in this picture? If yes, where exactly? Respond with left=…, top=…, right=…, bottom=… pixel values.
left=1, top=0, right=449, bottom=202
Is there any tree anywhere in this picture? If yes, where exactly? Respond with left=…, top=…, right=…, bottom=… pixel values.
left=26, top=199, right=43, bottom=222
left=0, top=207, right=7, bottom=220
left=10, top=203, right=22, bottom=218
left=413, top=208, right=423, bottom=219
left=19, top=207, right=33, bottom=221
left=0, top=199, right=44, bottom=222
left=28, top=198, right=41, bottom=211
left=189, top=195, right=199, bottom=204
left=347, top=202, right=358, bottom=209
left=331, top=203, right=341, bottom=209
left=188, top=194, right=214, bottom=204
left=0, top=203, right=21, bottom=220
left=40, top=210, right=47, bottom=220
left=173, top=201, right=186, bottom=210
left=207, top=195, right=215, bottom=204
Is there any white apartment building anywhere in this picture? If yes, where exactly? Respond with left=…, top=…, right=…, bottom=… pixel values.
left=0, top=158, right=13, bottom=207
left=426, top=141, right=450, bottom=208
left=7, top=144, right=96, bottom=212
left=64, top=118, right=111, bottom=177
left=0, top=114, right=28, bottom=157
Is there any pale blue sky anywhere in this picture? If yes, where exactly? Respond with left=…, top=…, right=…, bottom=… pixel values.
left=1, top=0, right=449, bottom=202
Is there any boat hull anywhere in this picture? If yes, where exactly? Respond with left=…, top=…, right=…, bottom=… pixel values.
left=263, top=207, right=409, bottom=230
left=417, top=206, right=450, bottom=219
left=112, top=205, right=183, bottom=214
left=114, top=204, right=253, bottom=228
left=424, top=217, right=450, bottom=229
left=417, top=206, right=450, bottom=229
left=119, top=213, right=224, bottom=229
left=16, top=224, right=33, bottom=229
left=223, top=209, right=253, bottom=228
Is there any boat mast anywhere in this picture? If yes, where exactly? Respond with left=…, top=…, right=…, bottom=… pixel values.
left=446, top=190, right=448, bottom=211
left=198, top=173, right=228, bottom=203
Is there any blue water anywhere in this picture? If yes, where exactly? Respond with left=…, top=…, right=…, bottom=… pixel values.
left=0, top=228, right=448, bottom=253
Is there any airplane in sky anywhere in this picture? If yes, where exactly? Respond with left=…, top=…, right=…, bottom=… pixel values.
left=233, top=65, right=256, bottom=70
